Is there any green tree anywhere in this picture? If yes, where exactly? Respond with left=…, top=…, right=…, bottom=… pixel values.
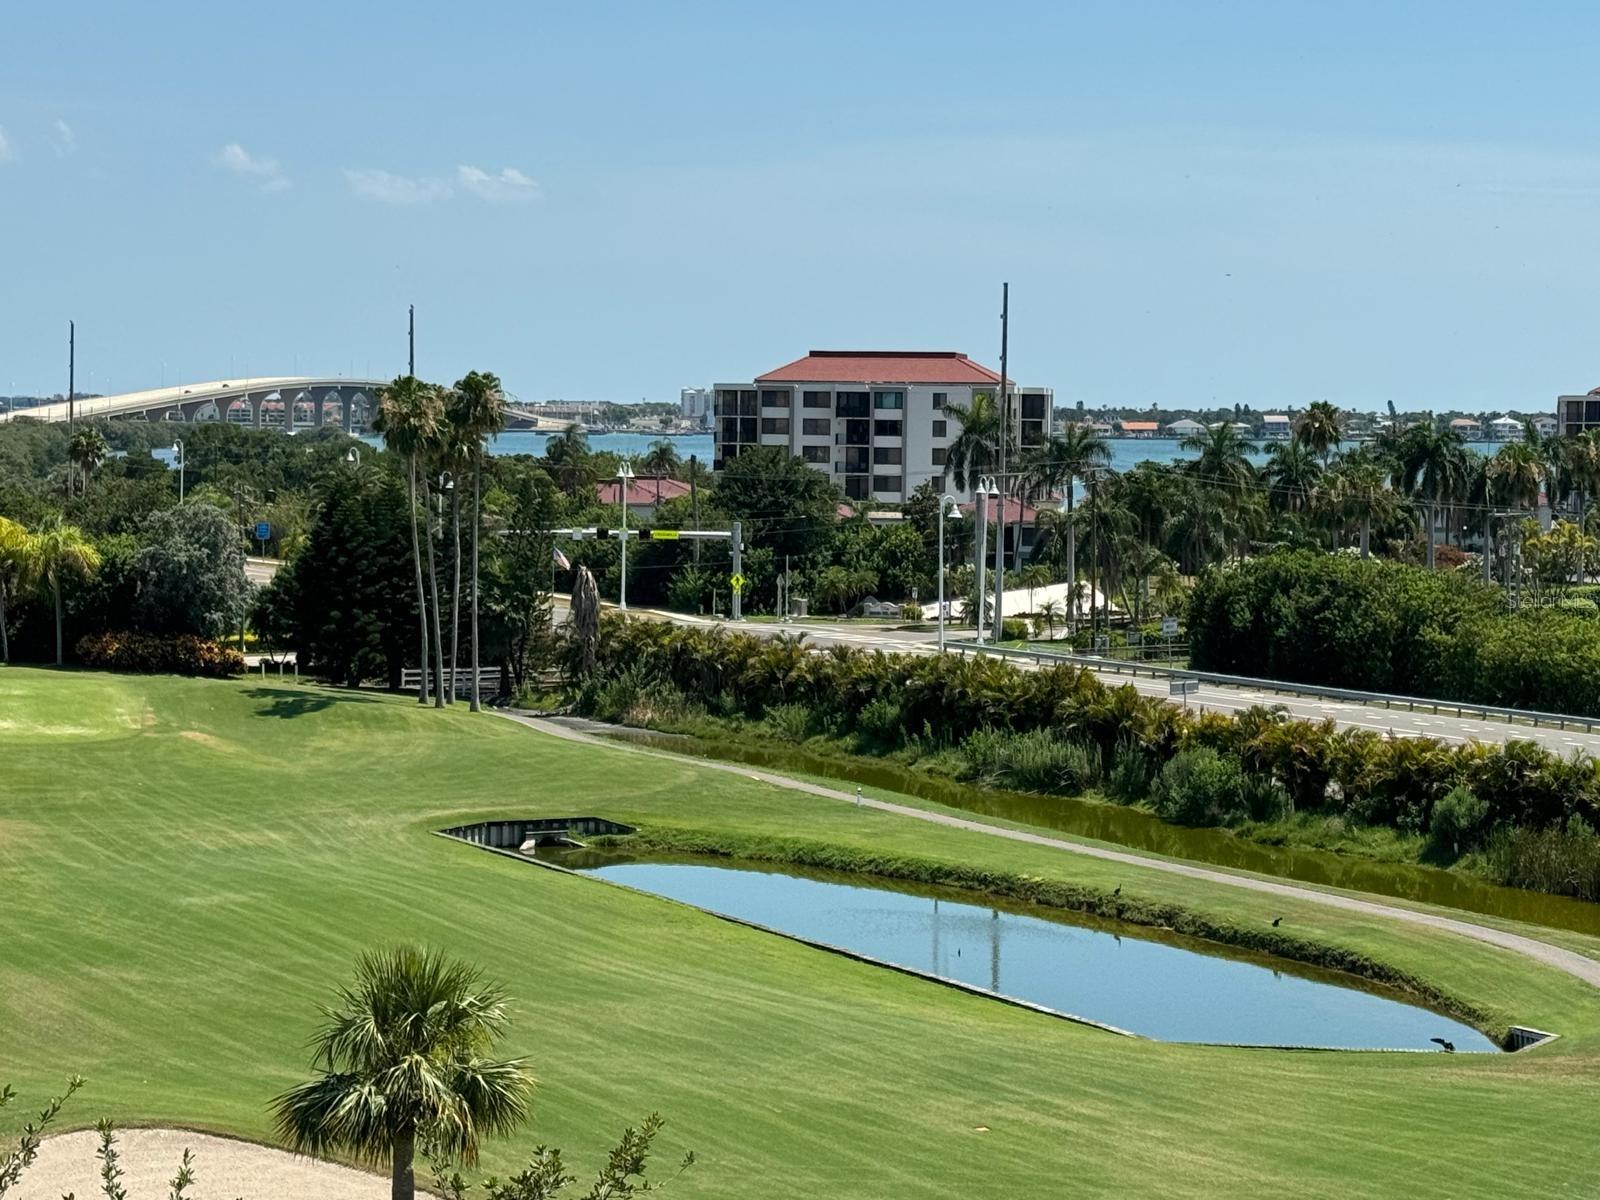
left=0, top=516, right=27, bottom=664
left=373, top=376, right=445, bottom=705
left=941, top=389, right=1009, bottom=494
left=1398, top=424, right=1468, bottom=569
left=66, top=426, right=110, bottom=495
left=1181, top=422, right=1257, bottom=492
left=542, top=425, right=595, bottom=496
left=271, top=946, right=533, bottom=1200
left=1261, top=441, right=1322, bottom=516
left=1022, top=423, right=1110, bottom=602
left=640, top=439, right=681, bottom=478
left=26, top=516, right=102, bottom=666
left=451, top=371, right=508, bottom=712
left=1294, top=401, right=1343, bottom=462
left=714, top=446, right=840, bottom=561
left=132, top=502, right=251, bottom=638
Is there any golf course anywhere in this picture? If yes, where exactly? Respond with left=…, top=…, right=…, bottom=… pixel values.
left=4, top=667, right=1600, bottom=1198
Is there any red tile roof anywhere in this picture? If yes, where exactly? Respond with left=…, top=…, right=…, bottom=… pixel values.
left=757, top=350, right=1001, bottom=385
left=594, top=477, right=691, bottom=506
left=958, top=497, right=1039, bottom=524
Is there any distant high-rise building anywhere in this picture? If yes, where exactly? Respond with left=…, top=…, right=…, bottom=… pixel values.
left=713, top=350, right=1051, bottom=502
left=680, top=388, right=713, bottom=428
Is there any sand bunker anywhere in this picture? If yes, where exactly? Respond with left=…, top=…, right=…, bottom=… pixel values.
left=13, top=1128, right=392, bottom=1199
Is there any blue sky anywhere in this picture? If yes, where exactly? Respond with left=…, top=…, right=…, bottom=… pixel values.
left=3, top=1, right=1599, bottom=411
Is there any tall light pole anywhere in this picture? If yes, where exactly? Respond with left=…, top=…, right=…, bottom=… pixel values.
left=172, top=439, right=185, bottom=503
left=973, top=475, right=998, bottom=644
left=992, top=283, right=1010, bottom=642
left=66, top=320, right=75, bottom=499
left=937, top=494, right=960, bottom=652
left=617, top=461, right=635, bottom=610
left=408, top=304, right=415, bottom=378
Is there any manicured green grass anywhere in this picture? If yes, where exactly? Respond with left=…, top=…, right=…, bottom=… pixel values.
left=4, top=669, right=1600, bottom=1198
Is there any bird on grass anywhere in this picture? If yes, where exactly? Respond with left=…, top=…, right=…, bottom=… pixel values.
left=1430, top=1038, right=1456, bottom=1053
left=1271, top=917, right=1283, bottom=927
left=1112, top=886, right=1121, bottom=897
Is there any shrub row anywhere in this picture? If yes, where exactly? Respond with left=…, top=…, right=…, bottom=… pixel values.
left=1187, top=549, right=1600, bottom=716
left=75, top=631, right=245, bottom=678
left=584, top=617, right=1600, bottom=894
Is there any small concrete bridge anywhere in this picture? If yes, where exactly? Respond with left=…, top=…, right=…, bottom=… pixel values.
left=1, top=376, right=389, bottom=432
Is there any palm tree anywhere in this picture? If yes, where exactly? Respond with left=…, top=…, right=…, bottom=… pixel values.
left=67, top=427, right=110, bottom=495
left=1181, top=422, right=1257, bottom=492
left=374, top=376, right=444, bottom=705
left=1037, top=598, right=1062, bottom=640
left=0, top=516, right=30, bottom=664
left=1319, top=459, right=1394, bottom=557
left=1561, top=431, right=1600, bottom=526
left=1488, top=440, right=1543, bottom=510
left=451, top=371, right=507, bottom=713
left=1261, top=441, right=1323, bottom=515
left=1398, top=424, right=1468, bottom=568
left=271, top=946, right=532, bottom=1200
left=543, top=424, right=594, bottom=495
left=27, top=516, right=101, bottom=666
left=1295, top=401, right=1343, bottom=462
left=942, top=389, right=1010, bottom=494
left=641, top=438, right=681, bottom=488
left=1021, top=423, right=1110, bottom=607
left=435, top=409, right=473, bottom=704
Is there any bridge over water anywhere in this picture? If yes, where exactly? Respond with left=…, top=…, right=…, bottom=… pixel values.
left=0, top=377, right=389, bottom=432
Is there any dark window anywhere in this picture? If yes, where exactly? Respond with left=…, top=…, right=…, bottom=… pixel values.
left=932, top=419, right=947, bottom=438
left=760, top=389, right=791, bottom=408
left=872, top=474, right=901, bottom=493
left=845, top=418, right=870, bottom=445
left=844, top=448, right=869, bottom=473
left=1022, top=420, right=1044, bottom=447
left=720, top=417, right=740, bottom=444
left=761, top=417, right=790, bottom=435
left=715, top=389, right=741, bottom=416
left=1021, top=394, right=1047, bottom=420
left=803, top=390, right=831, bottom=408
left=874, top=391, right=904, bottom=410
left=836, top=391, right=870, bottom=418
left=873, top=446, right=902, bottom=465
left=873, top=419, right=903, bottom=437
left=845, top=476, right=870, bottom=500
left=932, top=392, right=947, bottom=409
left=739, top=417, right=757, bottom=443
left=802, top=417, right=832, bottom=436
left=739, top=390, right=758, bottom=416
left=1587, top=400, right=1600, bottom=424
left=802, top=445, right=829, bottom=463
left=932, top=447, right=948, bottom=466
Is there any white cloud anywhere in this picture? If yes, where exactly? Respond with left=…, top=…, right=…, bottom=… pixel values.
left=344, top=167, right=452, bottom=204
left=0, top=125, right=13, bottom=162
left=456, top=164, right=540, bottom=203
left=52, top=119, right=75, bottom=156
left=215, top=142, right=290, bottom=192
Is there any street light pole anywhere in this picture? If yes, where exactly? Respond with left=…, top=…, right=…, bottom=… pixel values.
left=974, top=475, right=998, bottom=644
left=937, top=495, right=959, bottom=652
left=172, top=439, right=185, bottom=503
left=992, top=282, right=1009, bottom=643
left=617, top=461, right=635, bottom=610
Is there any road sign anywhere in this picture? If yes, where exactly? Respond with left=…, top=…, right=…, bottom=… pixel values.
left=1161, top=616, right=1179, bottom=637
left=1168, top=678, right=1200, bottom=697
left=254, top=521, right=271, bottom=541
left=650, top=528, right=680, bottom=540
left=729, top=573, right=746, bottom=594
left=1126, top=630, right=1142, bottom=646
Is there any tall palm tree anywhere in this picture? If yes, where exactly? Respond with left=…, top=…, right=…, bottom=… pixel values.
left=271, top=946, right=533, bottom=1200
left=67, top=427, right=110, bottom=495
left=641, top=438, right=681, bottom=482
left=1294, top=400, right=1343, bottom=462
left=1181, top=422, right=1258, bottom=492
left=941, top=389, right=1010, bottom=494
left=374, top=376, right=444, bottom=705
left=1320, top=459, right=1394, bottom=557
left=27, top=516, right=101, bottom=666
left=1021, top=423, right=1110, bottom=606
left=1488, top=440, right=1544, bottom=509
left=1561, top=430, right=1600, bottom=526
left=451, top=370, right=506, bottom=713
left=0, top=516, right=30, bottom=664
left=434, top=408, right=474, bottom=704
left=1398, top=424, right=1468, bottom=568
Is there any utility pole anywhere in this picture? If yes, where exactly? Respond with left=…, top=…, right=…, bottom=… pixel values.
left=689, top=454, right=701, bottom=564
left=408, top=304, right=416, bottom=378
left=731, top=520, right=744, bottom=621
left=974, top=484, right=990, bottom=644
left=1089, top=469, right=1101, bottom=645
left=992, top=283, right=1009, bottom=642
left=66, top=321, right=75, bottom=499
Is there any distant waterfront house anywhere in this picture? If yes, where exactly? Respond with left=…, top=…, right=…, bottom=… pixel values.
left=1120, top=420, right=1159, bottom=438
left=1488, top=415, right=1524, bottom=441
left=1449, top=416, right=1482, bottom=439
left=1164, top=418, right=1206, bottom=436
left=1533, top=414, right=1558, bottom=437
left=1261, top=414, right=1292, bottom=439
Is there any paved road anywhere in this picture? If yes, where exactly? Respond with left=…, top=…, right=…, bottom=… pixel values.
left=588, top=607, right=1600, bottom=754
left=499, top=710, right=1600, bottom=993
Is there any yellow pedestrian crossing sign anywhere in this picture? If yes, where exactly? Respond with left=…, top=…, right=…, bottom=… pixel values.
left=729, top=573, right=746, bottom=593
left=650, top=528, right=680, bottom=540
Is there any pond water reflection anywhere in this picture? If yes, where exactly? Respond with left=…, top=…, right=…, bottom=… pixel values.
left=573, top=856, right=1497, bottom=1052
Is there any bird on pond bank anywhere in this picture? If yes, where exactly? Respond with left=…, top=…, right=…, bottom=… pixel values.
left=1112, top=886, right=1121, bottom=897
left=1271, top=917, right=1282, bottom=927
left=1430, top=1038, right=1456, bottom=1053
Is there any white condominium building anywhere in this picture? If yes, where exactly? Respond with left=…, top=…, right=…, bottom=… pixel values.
left=713, top=349, right=1051, bottom=502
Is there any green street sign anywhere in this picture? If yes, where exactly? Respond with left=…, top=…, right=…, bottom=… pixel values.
left=729, top=573, right=746, bottom=593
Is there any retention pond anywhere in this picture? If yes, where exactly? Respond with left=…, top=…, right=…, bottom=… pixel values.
left=566, top=853, right=1498, bottom=1052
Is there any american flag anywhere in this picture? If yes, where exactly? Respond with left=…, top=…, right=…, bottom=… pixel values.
left=553, top=545, right=571, bottom=570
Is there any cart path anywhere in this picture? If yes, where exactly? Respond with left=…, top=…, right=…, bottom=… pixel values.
left=496, top=710, right=1600, bottom=991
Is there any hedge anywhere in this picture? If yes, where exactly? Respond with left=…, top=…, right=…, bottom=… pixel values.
left=75, top=631, right=246, bottom=678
